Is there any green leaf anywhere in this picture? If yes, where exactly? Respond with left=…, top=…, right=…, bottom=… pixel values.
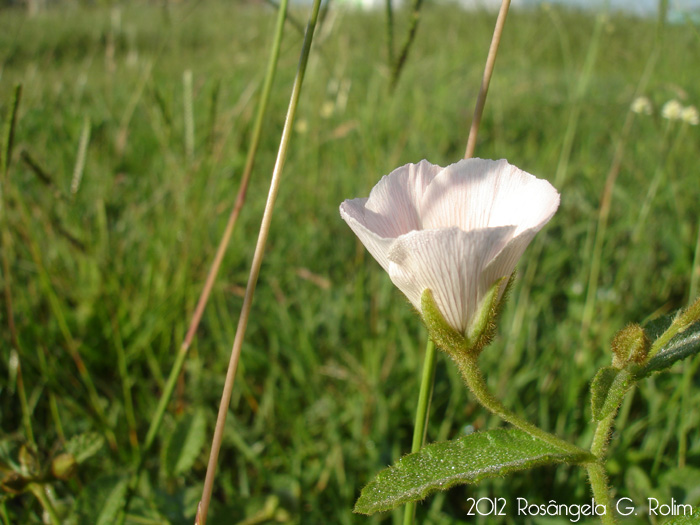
left=639, top=319, right=700, bottom=377
left=354, top=428, right=592, bottom=515
left=64, top=432, right=105, bottom=464
left=590, top=366, right=637, bottom=421
left=70, top=475, right=128, bottom=525
left=164, top=409, right=207, bottom=477
left=662, top=506, right=700, bottom=524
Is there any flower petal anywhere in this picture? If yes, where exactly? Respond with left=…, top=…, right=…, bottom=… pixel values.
left=339, top=160, right=443, bottom=272
left=420, top=159, right=560, bottom=236
left=339, top=199, right=395, bottom=272
left=387, top=226, right=516, bottom=333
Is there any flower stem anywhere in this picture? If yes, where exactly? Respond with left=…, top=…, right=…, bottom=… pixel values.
left=403, top=338, right=437, bottom=525
left=586, top=413, right=618, bottom=524
left=456, top=354, right=589, bottom=458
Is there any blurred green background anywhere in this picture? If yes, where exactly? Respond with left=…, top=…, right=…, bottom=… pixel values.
left=1, top=1, right=699, bottom=523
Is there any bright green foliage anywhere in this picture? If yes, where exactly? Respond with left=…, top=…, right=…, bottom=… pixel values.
left=354, top=428, right=592, bottom=515
left=1, top=1, right=700, bottom=522
left=163, top=409, right=207, bottom=477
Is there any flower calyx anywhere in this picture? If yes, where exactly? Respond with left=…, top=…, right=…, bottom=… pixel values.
left=421, top=276, right=510, bottom=359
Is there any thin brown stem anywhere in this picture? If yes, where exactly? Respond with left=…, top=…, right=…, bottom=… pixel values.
left=196, top=0, right=322, bottom=521
left=464, top=0, right=511, bottom=159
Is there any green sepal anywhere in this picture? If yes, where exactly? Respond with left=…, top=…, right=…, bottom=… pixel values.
left=420, top=288, right=468, bottom=357
left=353, top=428, right=593, bottom=515
left=465, top=276, right=509, bottom=353
left=590, top=365, right=638, bottom=421
left=420, top=276, right=509, bottom=358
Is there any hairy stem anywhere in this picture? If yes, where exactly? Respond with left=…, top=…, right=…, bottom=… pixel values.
left=457, top=354, right=589, bottom=458
left=586, top=412, right=618, bottom=524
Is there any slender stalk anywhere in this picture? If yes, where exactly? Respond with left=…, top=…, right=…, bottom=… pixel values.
left=180, top=0, right=288, bottom=359
left=580, top=48, right=659, bottom=335
left=464, top=0, right=511, bottom=159
left=119, top=3, right=291, bottom=521
left=402, top=339, right=437, bottom=525
left=1, top=84, right=21, bottom=180
left=197, top=0, right=322, bottom=521
left=29, top=485, right=61, bottom=525
left=553, top=12, right=604, bottom=188
left=13, top=349, right=36, bottom=447
left=457, top=354, right=589, bottom=457
left=184, top=69, right=195, bottom=165
left=70, top=116, right=91, bottom=195
left=1, top=85, right=22, bottom=354
left=384, top=0, right=394, bottom=66
left=389, top=0, right=425, bottom=91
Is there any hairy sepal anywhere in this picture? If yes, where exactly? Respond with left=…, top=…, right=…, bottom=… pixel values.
left=420, top=276, right=509, bottom=358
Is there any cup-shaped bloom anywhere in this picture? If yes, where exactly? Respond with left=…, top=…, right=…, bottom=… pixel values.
left=340, top=159, right=560, bottom=340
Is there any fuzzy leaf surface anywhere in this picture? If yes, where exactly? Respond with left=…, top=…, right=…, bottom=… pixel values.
left=639, top=319, right=700, bottom=377
left=590, top=366, right=637, bottom=421
left=354, top=428, right=591, bottom=515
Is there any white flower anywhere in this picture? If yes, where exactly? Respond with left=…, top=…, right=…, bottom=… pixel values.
left=340, top=159, right=560, bottom=335
left=681, top=105, right=699, bottom=126
left=662, top=99, right=683, bottom=121
left=630, top=96, right=652, bottom=115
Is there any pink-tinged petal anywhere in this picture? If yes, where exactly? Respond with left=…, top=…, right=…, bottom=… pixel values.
left=339, top=160, right=443, bottom=272
left=387, top=226, right=516, bottom=334
left=420, top=159, right=560, bottom=235
left=363, top=160, right=443, bottom=237
left=339, top=199, right=395, bottom=272
left=480, top=229, right=538, bottom=302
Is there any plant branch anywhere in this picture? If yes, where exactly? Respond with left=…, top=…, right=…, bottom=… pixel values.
left=456, top=354, right=589, bottom=458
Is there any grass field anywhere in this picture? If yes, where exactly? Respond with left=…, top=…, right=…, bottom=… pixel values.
left=1, top=1, right=700, bottom=523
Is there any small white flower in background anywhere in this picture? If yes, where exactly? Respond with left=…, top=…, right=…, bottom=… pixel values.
left=630, top=96, right=652, bottom=115
left=661, top=99, right=684, bottom=121
left=681, top=105, right=699, bottom=126
left=340, top=159, right=560, bottom=336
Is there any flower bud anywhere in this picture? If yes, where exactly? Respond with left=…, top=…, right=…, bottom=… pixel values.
left=51, top=453, right=78, bottom=481
left=611, top=324, right=649, bottom=368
